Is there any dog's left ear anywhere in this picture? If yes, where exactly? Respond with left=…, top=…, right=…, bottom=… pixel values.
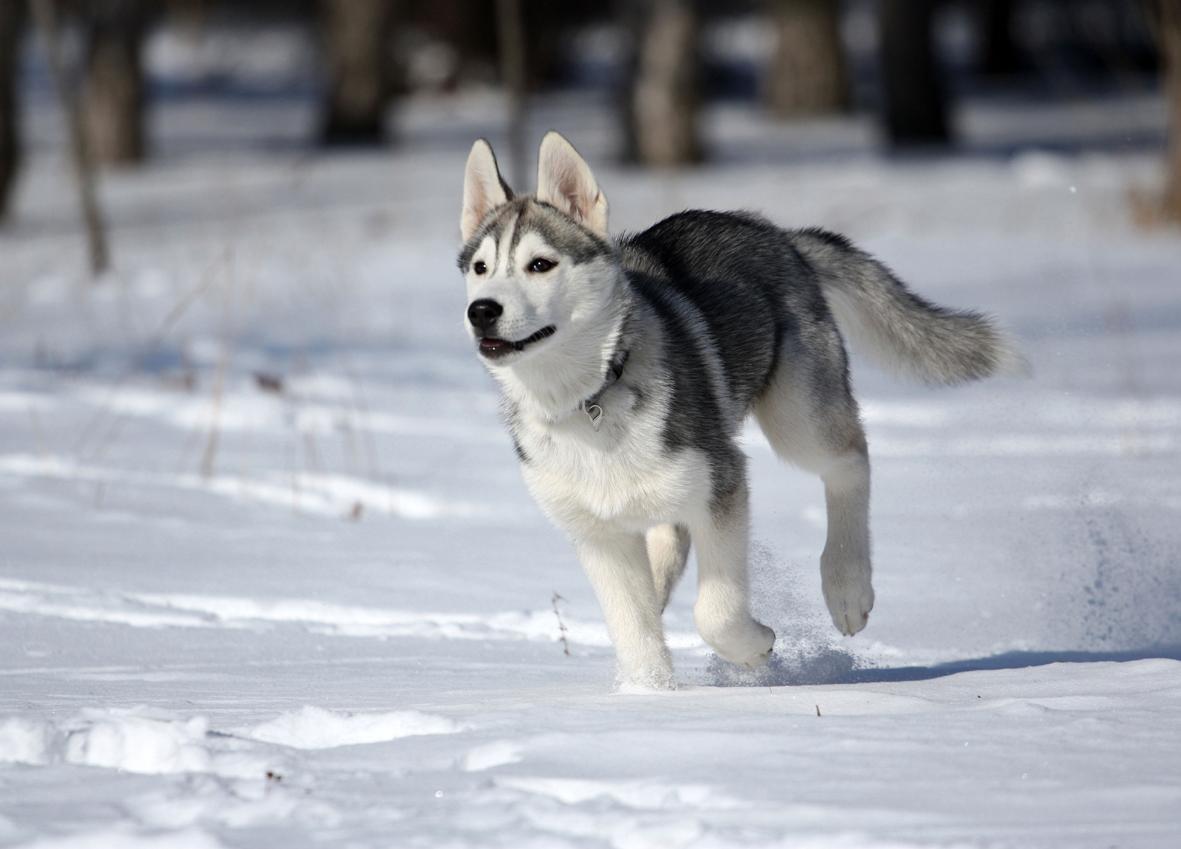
left=536, top=131, right=608, bottom=237
left=461, top=139, right=513, bottom=242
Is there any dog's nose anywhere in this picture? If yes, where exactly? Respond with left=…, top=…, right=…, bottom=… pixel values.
left=467, top=299, right=503, bottom=331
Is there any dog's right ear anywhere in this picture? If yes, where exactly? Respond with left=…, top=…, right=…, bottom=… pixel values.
left=461, top=139, right=513, bottom=242
left=536, top=131, right=608, bottom=237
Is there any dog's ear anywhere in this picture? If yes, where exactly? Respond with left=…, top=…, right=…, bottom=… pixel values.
left=461, top=139, right=513, bottom=242
left=536, top=131, right=608, bottom=237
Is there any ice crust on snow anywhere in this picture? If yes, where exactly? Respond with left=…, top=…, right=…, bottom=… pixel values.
left=1, top=707, right=462, bottom=771
left=0, top=710, right=271, bottom=778
left=236, top=706, right=463, bottom=749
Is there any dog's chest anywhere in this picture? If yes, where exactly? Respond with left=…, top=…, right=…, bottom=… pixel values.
left=517, top=404, right=700, bottom=530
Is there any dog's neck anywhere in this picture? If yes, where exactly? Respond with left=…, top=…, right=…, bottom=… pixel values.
left=494, top=294, right=632, bottom=424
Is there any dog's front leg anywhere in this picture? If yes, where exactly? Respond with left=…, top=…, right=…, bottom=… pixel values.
left=689, top=486, right=776, bottom=668
left=576, top=531, right=675, bottom=690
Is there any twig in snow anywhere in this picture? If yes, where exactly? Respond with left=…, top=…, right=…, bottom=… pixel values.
left=199, top=340, right=227, bottom=479
left=816, top=704, right=822, bottom=717
left=200, top=258, right=235, bottom=479
left=343, top=359, right=382, bottom=484
left=551, top=592, right=570, bottom=657
left=253, top=372, right=284, bottom=394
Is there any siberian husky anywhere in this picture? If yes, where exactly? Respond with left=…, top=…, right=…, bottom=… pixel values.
left=458, top=132, right=1022, bottom=689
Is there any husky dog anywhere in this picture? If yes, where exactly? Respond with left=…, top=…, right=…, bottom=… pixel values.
left=458, top=132, right=1021, bottom=689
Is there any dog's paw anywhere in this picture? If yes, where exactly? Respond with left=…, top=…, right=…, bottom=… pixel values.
left=701, top=617, right=776, bottom=669
left=822, top=568, right=874, bottom=636
left=616, top=662, right=677, bottom=692
left=729, top=621, right=776, bottom=668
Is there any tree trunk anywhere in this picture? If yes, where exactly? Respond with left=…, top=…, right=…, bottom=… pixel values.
left=1161, top=1, right=1181, bottom=221
left=496, top=0, right=528, bottom=188
left=32, top=0, right=110, bottom=274
left=622, top=0, right=702, bottom=166
left=765, top=0, right=848, bottom=117
left=82, top=0, right=149, bottom=165
left=319, top=0, right=397, bottom=146
left=879, top=0, right=951, bottom=147
left=978, top=0, right=1021, bottom=77
left=0, top=1, right=22, bottom=220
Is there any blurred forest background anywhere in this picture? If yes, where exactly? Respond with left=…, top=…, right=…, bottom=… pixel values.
left=1, top=0, right=1179, bottom=275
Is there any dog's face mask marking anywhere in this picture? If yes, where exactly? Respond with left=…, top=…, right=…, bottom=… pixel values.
left=458, top=133, right=615, bottom=366
left=464, top=225, right=562, bottom=361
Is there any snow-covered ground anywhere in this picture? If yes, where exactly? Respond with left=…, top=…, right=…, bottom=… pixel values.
left=2, top=72, right=1181, bottom=847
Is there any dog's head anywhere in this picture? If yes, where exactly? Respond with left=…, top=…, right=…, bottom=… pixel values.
left=457, top=132, right=618, bottom=366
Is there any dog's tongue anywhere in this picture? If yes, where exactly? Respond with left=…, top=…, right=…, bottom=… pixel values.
left=479, top=337, right=515, bottom=357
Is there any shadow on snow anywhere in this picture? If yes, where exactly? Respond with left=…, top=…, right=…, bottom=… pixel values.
left=706, top=644, right=1181, bottom=687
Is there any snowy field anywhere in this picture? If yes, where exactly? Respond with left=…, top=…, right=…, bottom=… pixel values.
left=2, top=78, right=1181, bottom=847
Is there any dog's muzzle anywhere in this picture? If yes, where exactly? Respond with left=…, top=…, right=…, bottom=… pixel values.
left=478, top=325, right=557, bottom=359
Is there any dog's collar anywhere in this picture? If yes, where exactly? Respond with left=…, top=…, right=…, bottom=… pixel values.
left=578, top=348, right=629, bottom=431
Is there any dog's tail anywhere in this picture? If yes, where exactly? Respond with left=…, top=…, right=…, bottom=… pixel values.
left=791, top=227, right=1027, bottom=385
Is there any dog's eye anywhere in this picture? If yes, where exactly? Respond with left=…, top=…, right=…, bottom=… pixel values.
left=473, top=260, right=487, bottom=276
left=528, top=258, right=556, bottom=274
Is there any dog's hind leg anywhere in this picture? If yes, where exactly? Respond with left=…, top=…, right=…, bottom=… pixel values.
left=646, top=524, right=690, bottom=612
left=753, top=334, right=875, bottom=636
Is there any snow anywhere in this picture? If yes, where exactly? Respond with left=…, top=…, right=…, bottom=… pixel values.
left=2, top=59, right=1181, bottom=848
left=234, top=706, right=463, bottom=749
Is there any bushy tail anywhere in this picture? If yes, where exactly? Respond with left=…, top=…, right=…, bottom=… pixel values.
left=791, top=228, right=1027, bottom=385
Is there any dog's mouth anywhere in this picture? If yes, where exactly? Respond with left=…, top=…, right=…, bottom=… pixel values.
left=478, top=325, right=557, bottom=360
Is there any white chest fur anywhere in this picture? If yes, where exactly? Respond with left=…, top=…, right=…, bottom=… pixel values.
left=517, top=386, right=705, bottom=534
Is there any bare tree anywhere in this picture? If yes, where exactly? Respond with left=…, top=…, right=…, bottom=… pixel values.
left=32, top=0, right=110, bottom=274
left=319, top=0, right=397, bottom=145
left=879, top=0, right=951, bottom=147
left=497, top=0, right=528, bottom=187
left=765, top=0, right=849, bottom=117
left=622, top=0, right=702, bottom=166
left=978, top=0, right=1021, bottom=77
left=0, top=0, right=22, bottom=220
left=81, top=0, right=150, bottom=165
left=1160, top=1, right=1181, bottom=221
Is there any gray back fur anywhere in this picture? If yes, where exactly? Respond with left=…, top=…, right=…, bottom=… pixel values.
left=608, top=211, right=1023, bottom=506
left=619, top=212, right=1024, bottom=397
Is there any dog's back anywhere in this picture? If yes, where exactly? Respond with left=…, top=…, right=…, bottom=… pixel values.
left=619, top=210, right=830, bottom=417
left=621, top=209, right=1025, bottom=405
